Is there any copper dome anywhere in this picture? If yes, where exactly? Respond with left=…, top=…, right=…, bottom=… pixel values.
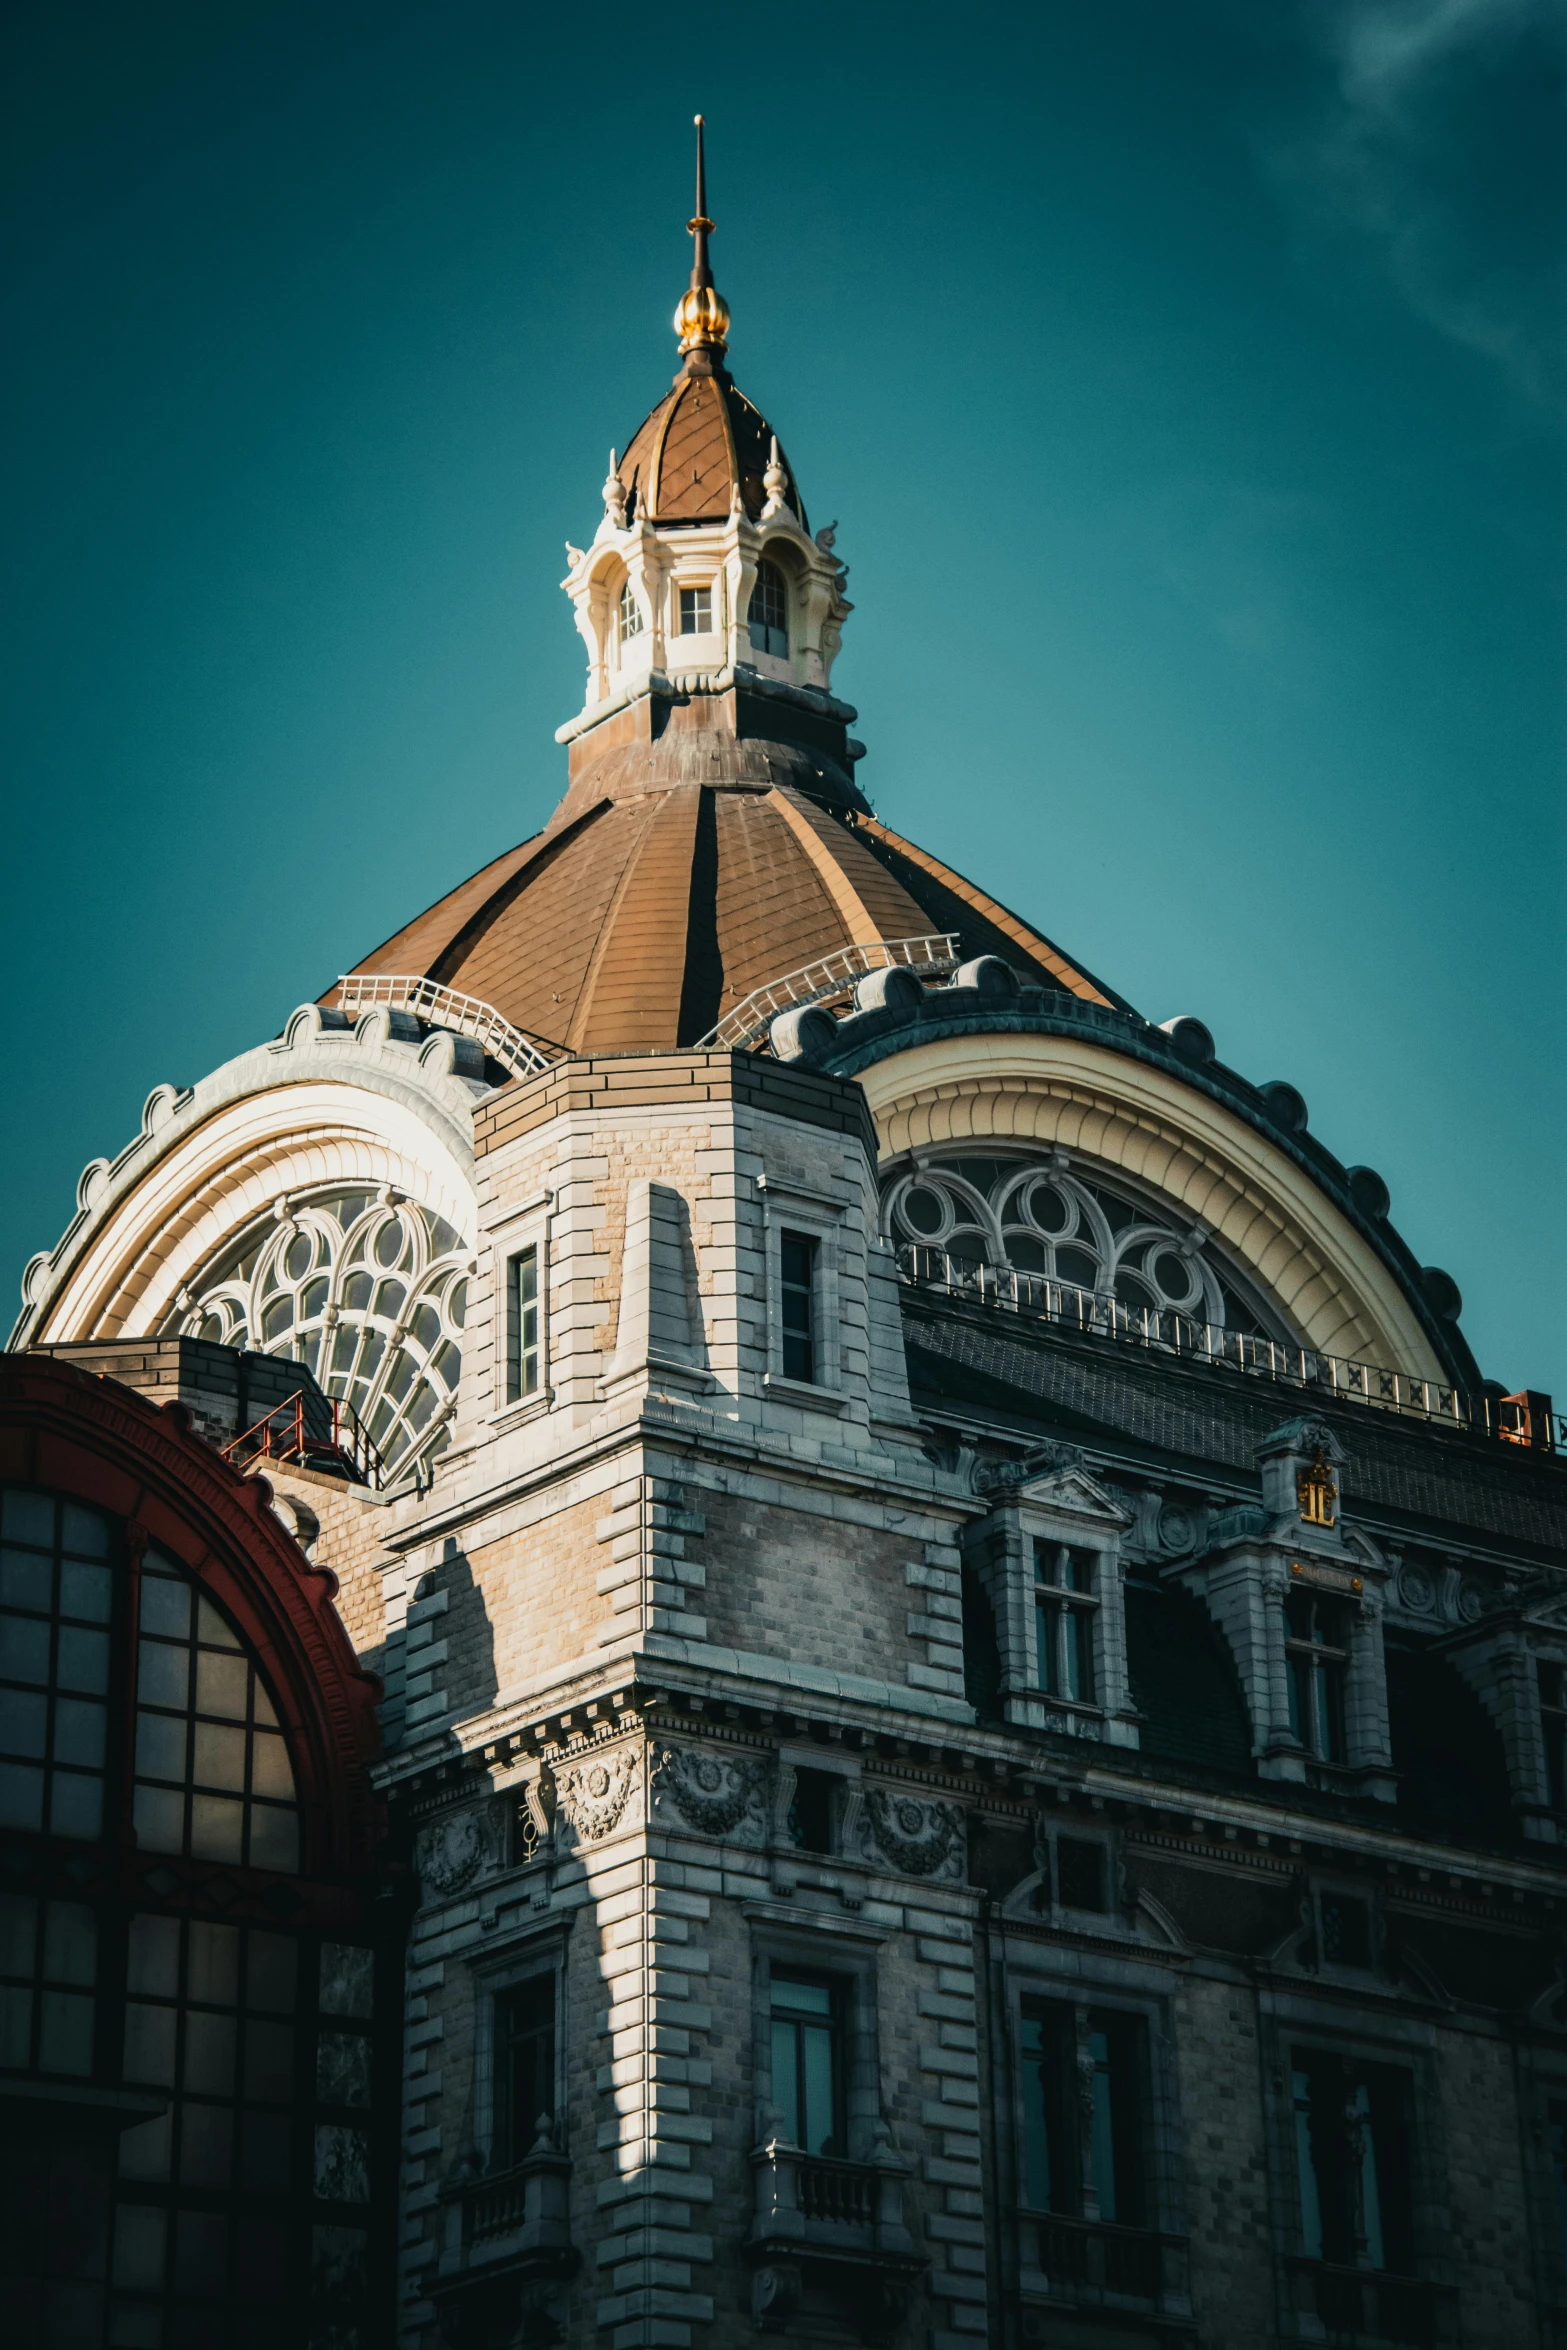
left=330, top=682, right=1131, bottom=1058
left=615, top=367, right=805, bottom=531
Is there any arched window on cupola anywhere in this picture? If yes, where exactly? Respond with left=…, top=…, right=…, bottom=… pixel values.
left=747, top=558, right=789, bottom=658
left=616, top=578, right=643, bottom=647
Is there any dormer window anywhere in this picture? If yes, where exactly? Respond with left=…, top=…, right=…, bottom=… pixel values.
left=748, top=559, right=789, bottom=657
left=678, top=584, right=712, bottom=635
left=1034, top=1543, right=1098, bottom=1705
left=1284, top=1589, right=1349, bottom=1762
left=616, top=579, right=643, bottom=644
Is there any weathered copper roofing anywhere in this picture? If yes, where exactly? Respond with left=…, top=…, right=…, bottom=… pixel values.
left=616, top=368, right=805, bottom=531
left=330, top=687, right=1132, bottom=1057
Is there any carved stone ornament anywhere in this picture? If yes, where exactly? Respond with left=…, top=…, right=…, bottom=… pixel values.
left=416, top=1808, right=488, bottom=1898
left=973, top=1441, right=1085, bottom=1496
left=651, top=1742, right=767, bottom=1843
left=554, top=1745, right=641, bottom=1844
left=860, top=1788, right=965, bottom=1880
left=1397, top=1562, right=1438, bottom=1614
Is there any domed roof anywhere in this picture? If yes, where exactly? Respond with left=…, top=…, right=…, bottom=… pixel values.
left=616, top=368, right=806, bottom=532
left=329, top=684, right=1132, bottom=1058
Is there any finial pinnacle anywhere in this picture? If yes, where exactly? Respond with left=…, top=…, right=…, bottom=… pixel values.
left=675, top=113, right=728, bottom=372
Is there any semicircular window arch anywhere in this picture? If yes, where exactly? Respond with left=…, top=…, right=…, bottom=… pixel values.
left=169, top=1183, right=470, bottom=1474
left=881, top=1148, right=1291, bottom=1340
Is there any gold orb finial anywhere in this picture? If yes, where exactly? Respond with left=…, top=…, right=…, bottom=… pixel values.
left=674, top=114, right=728, bottom=370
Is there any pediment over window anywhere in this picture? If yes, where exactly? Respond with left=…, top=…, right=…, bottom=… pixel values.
left=975, top=1446, right=1134, bottom=1528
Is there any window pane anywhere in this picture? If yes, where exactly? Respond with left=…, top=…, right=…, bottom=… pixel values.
left=249, top=1806, right=299, bottom=1872
left=770, top=2016, right=800, bottom=2147
left=61, top=1504, right=110, bottom=1558
left=124, top=2004, right=179, bottom=2086
left=57, top=1625, right=110, bottom=1694
left=49, top=1772, right=104, bottom=1840
left=137, top=1713, right=188, bottom=1780
left=187, top=1924, right=239, bottom=2007
left=0, top=1984, right=32, bottom=2067
left=140, top=1577, right=192, bottom=1639
left=39, top=1987, right=95, bottom=2075
left=0, top=1892, right=37, bottom=1975
left=800, top=2022, right=836, bottom=2155
left=113, top=2204, right=167, bottom=2292
left=1, top=1691, right=47, bottom=1758
left=251, top=1934, right=299, bottom=2014
left=197, top=1597, right=242, bottom=1652
left=194, top=1652, right=249, bottom=1720
left=3, top=1491, right=54, bottom=1545
left=1, top=1551, right=53, bottom=1611
left=190, top=1795, right=245, bottom=1864
left=138, top=1643, right=190, bottom=1709
left=771, top=1976, right=832, bottom=2016
left=184, top=2010, right=237, bottom=2096
left=127, top=1915, right=180, bottom=1998
left=0, top=1615, right=51, bottom=1683
left=60, top=1561, right=113, bottom=1622
left=193, top=1723, right=247, bottom=1792
left=133, top=1785, right=185, bottom=1855
left=54, top=1697, right=107, bottom=1767
left=250, top=1732, right=293, bottom=1799
left=0, top=1762, right=44, bottom=1830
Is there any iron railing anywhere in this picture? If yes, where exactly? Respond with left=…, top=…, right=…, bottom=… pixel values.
left=696, top=935, right=961, bottom=1053
left=1286, top=2255, right=1444, bottom=2347
left=334, top=973, right=561, bottom=1080
left=896, top=1245, right=1562, bottom=1452
left=1026, top=2213, right=1188, bottom=2307
left=221, top=1390, right=388, bottom=1490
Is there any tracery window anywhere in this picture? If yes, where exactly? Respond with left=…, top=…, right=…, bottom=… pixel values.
left=172, top=1184, right=470, bottom=1475
left=882, top=1151, right=1276, bottom=1338
left=747, top=558, right=789, bottom=657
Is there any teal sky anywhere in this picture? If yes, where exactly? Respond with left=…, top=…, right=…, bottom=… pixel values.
left=3, top=0, right=1563, bottom=1394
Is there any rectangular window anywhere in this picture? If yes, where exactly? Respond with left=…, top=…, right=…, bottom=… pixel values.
left=769, top=1973, right=843, bottom=2157
left=1284, top=1590, right=1349, bottom=1763
left=678, top=584, right=713, bottom=635
left=505, top=1247, right=540, bottom=1405
left=1034, top=1543, right=1097, bottom=1704
left=786, top=1769, right=836, bottom=1855
left=1292, top=2049, right=1414, bottom=2273
left=1541, top=1665, right=1567, bottom=1811
left=1320, top=1893, right=1372, bottom=1969
left=1019, top=1999, right=1145, bottom=2223
left=1020, top=1999, right=1075, bottom=2213
left=1055, top=1835, right=1108, bottom=1914
left=494, top=1975, right=555, bottom=2167
left=779, top=1232, right=818, bottom=1384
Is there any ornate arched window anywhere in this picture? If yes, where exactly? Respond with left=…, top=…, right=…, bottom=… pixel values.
left=616, top=577, right=643, bottom=645
left=747, top=559, right=789, bottom=658
left=0, top=1361, right=391, bottom=2346
left=171, top=1184, right=468, bottom=1474
left=882, top=1150, right=1281, bottom=1338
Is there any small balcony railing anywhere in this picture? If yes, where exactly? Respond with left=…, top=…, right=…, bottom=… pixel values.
left=1021, top=2211, right=1191, bottom=2316
left=797, top=2156, right=877, bottom=2228
left=434, top=2130, right=575, bottom=2292
left=220, top=1388, right=388, bottom=1489
left=1286, top=2255, right=1450, bottom=2347
left=749, top=2138, right=917, bottom=2260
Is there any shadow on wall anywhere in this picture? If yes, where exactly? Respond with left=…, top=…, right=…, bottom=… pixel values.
left=377, top=1533, right=499, bottom=1749
left=1386, top=1643, right=1515, bottom=1844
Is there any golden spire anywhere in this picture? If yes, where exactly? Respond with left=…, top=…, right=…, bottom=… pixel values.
left=674, top=114, right=730, bottom=373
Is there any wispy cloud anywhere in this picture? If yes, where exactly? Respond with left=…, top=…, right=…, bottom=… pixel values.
left=1261, top=0, right=1565, bottom=406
